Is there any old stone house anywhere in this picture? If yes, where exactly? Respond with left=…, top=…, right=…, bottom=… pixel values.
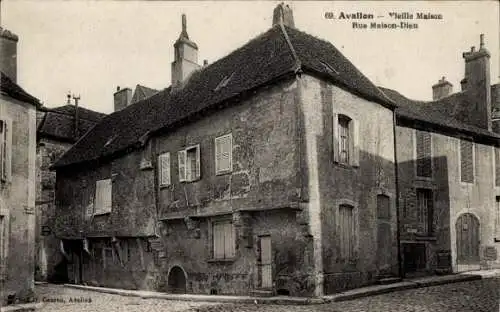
left=36, top=101, right=106, bottom=282
left=381, top=35, right=500, bottom=276
left=0, top=27, right=40, bottom=305
left=52, top=4, right=400, bottom=297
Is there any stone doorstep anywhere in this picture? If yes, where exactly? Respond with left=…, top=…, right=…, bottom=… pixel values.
left=61, top=273, right=484, bottom=305
left=0, top=303, right=44, bottom=312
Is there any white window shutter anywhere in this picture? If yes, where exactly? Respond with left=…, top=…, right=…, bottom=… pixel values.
left=159, top=153, right=170, bottom=186
left=332, top=113, right=339, bottom=163
left=178, top=150, right=186, bottom=182
left=351, top=118, right=360, bottom=167
left=104, top=179, right=112, bottom=213
left=215, top=137, right=222, bottom=173
left=195, top=145, right=201, bottom=180
left=215, top=134, right=232, bottom=174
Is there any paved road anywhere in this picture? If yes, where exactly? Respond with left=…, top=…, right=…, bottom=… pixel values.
left=34, top=277, right=500, bottom=312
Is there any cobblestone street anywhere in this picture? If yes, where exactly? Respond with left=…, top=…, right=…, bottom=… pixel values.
left=34, top=278, right=500, bottom=312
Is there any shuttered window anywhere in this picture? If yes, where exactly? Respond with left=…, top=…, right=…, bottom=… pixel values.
left=158, top=152, right=171, bottom=186
left=215, top=134, right=232, bottom=175
left=212, top=221, right=235, bottom=259
left=416, top=131, right=432, bottom=178
left=338, top=204, right=356, bottom=261
left=333, top=114, right=359, bottom=167
left=495, top=148, right=500, bottom=187
left=460, top=140, right=474, bottom=183
left=416, top=189, right=433, bottom=234
left=178, top=145, right=200, bottom=182
left=95, top=179, right=112, bottom=215
left=0, top=118, right=12, bottom=182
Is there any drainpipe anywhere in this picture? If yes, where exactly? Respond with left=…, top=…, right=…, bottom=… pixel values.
left=392, top=111, right=404, bottom=279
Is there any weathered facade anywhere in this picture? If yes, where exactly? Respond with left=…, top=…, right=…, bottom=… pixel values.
left=52, top=4, right=400, bottom=297
left=383, top=34, right=500, bottom=276
left=35, top=103, right=105, bottom=282
left=0, top=27, right=40, bottom=306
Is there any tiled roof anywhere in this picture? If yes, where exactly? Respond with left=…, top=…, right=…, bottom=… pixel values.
left=1, top=72, right=40, bottom=107
left=53, top=25, right=394, bottom=169
left=380, top=87, right=500, bottom=139
left=131, top=84, right=159, bottom=104
left=37, top=105, right=106, bottom=143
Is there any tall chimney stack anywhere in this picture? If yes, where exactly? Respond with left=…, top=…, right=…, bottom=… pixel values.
left=171, top=14, right=200, bottom=87
left=432, top=77, right=453, bottom=100
left=272, top=3, right=295, bottom=28
left=0, top=27, right=18, bottom=83
left=114, top=86, right=132, bottom=112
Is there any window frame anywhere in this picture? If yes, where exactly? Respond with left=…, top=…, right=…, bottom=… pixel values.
left=0, top=117, right=12, bottom=183
left=158, top=152, right=171, bottom=187
left=415, top=188, right=434, bottom=235
left=178, top=144, right=201, bottom=183
left=214, top=133, right=233, bottom=175
left=333, top=113, right=359, bottom=167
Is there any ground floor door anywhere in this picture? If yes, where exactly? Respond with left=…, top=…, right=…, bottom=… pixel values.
left=456, top=213, right=480, bottom=269
left=260, top=236, right=272, bottom=289
left=376, top=195, right=393, bottom=275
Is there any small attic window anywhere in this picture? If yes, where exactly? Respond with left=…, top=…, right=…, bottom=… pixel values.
left=214, top=73, right=235, bottom=92
left=320, top=61, right=339, bottom=75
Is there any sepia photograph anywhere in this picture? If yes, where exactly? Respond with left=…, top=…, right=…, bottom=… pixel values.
left=0, top=0, right=499, bottom=311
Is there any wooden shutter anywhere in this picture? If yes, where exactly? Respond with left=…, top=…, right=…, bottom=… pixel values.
left=215, top=134, right=232, bottom=174
left=460, top=140, right=474, bottom=183
left=416, top=131, right=432, bottom=177
left=0, top=120, right=5, bottom=181
left=178, top=150, right=186, bottom=182
left=351, top=118, right=359, bottom=167
left=213, top=222, right=224, bottom=259
left=0, top=216, right=4, bottom=281
left=339, top=205, right=354, bottom=260
left=4, top=118, right=12, bottom=182
left=332, top=113, right=339, bottom=163
left=195, top=145, right=201, bottom=180
left=159, top=153, right=170, bottom=186
left=95, top=179, right=112, bottom=214
left=224, top=222, right=234, bottom=258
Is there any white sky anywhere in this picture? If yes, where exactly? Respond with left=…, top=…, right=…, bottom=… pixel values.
left=2, top=1, right=499, bottom=114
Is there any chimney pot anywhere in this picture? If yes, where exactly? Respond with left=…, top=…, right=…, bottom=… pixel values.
left=117, top=86, right=121, bottom=91
left=471, top=46, right=475, bottom=52
left=272, top=3, right=295, bottom=28
left=480, top=34, right=485, bottom=49
left=114, top=87, right=132, bottom=112
left=203, top=60, right=208, bottom=66
left=432, top=77, right=453, bottom=100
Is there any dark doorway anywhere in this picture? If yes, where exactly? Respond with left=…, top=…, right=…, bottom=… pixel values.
left=456, top=213, right=480, bottom=265
left=403, top=243, right=426, bottom=273
left=167, top=266, right=187, bottom=294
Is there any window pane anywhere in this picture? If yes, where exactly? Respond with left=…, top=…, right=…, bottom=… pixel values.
left=338, top=117, right=350, bottom=164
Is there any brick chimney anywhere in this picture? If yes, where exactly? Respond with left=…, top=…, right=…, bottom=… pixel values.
left=432, top=77, right=453, bottom=100
left=458, top=34, right=492, bottom=130
left=0, top=27, right=19, bottom=83
left=171, top=14, right=200, bottom=87
left=491, top=83, right=500, bottom=133
left=272, top=3, right=295, bottom=28
left=114, top=86, right=132, bottom=112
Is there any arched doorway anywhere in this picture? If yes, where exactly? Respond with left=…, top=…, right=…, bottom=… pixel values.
left=456, top=213, right=480, bottom=268
left=167, top=266, right=187, bottom=294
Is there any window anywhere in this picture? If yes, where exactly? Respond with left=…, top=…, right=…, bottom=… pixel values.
left=338, top=204, right=356, bottom=261
left=333, top=114, right=359, bottom=166
left=495, top=147, right=500, bottom=187
left=103, top=247, right=114, bottom=268
left=416, top=130, right=432, bottom=178
left=0, top=118, right=12, bottom=182
left=496, top=197, right=500, bottom=241
left=212, top=220, right=235, bottom=260
left=215, top=134, right=232, bottom=175
left=416, top=189, right=433, bottom=234
left=178, top=145, right=200, bottom=182
left=94, top=179, right=112, bottom=215
left=460, top=139, right=474, bottom=183
left=158, top=152, right=171, bottom=186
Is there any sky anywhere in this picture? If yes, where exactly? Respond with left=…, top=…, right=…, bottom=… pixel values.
left=2, top=1, right=499, bottom=114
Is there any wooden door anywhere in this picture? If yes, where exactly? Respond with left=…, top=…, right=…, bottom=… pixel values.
left=456, top=213, right=480, bottom=265
left=260, top=236, right=272, bottom=289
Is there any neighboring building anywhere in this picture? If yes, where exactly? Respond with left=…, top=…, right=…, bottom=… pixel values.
left=35, top=100, right=106, bottom=282
left=0, top=27, right=40, bottom=305
left=51, top=4, right=399, bottom=297
left=382, top=34, right=500, bottom=276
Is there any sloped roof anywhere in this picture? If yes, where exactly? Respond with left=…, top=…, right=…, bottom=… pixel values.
left=380, top=87, right=500, bottom=139
left=37, top=105, right=106, bottom=143
left=53, top=25, right=394, bottom=169
left=131, top=84, right=159, bottom=104
left=1, top=72, right=40, bottom=107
